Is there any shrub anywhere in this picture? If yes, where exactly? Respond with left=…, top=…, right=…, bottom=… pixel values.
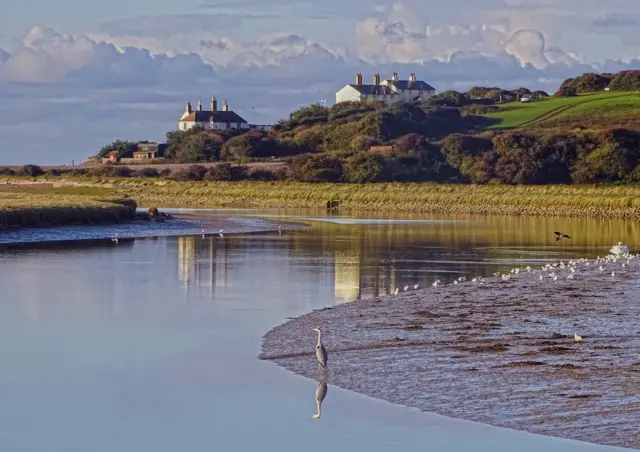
left=343, top=153, right=385, bottom=183
left=20, top=164, right=44, bottom=177
left=169, top=165, right=207, bottom=181
left=159, top=168, right=172, bottom=178
left=0, top=167, right=15, bottom=176
left=288, top=154, right=343, bottom=182
left=204, top=164, right=248, bottom=181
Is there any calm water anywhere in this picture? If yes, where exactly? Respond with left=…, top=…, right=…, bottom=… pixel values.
left=0, top=209, right=634, bottom=452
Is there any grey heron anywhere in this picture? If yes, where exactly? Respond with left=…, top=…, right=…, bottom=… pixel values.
left=313, top=381, right=328, bottom=419
left=554, top=231, right=570, bottom=242
left=312, top=327, right=328, bottom=369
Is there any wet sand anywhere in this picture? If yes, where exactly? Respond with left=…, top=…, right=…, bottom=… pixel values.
left=261, top=257, right=640, bottom=449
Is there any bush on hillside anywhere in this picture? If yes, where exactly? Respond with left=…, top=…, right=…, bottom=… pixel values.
left=288, top=154, right=343, bottom=182
left=608, top=70, right=640, bottom=91
left=20, top=164, right=44, bottom=177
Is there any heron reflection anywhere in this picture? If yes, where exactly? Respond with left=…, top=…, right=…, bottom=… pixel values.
left=313, top=380, right=328, bottom=419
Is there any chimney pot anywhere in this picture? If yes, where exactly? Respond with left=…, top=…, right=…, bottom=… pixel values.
left=222, top=100, right=228, bottom=111
left=211, top=96, right=217, bottom=111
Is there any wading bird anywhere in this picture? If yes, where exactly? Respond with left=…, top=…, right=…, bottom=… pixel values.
left=554, top=231, right=571, bottom=241
left=312, top=381, right=328, bottom=419
left=574, top=332, right=582, bottom=342
left=312, top=327, right=328, bottom=370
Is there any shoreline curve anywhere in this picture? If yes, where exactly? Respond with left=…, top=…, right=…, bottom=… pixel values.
left=260, top=255, right=640, bottom=450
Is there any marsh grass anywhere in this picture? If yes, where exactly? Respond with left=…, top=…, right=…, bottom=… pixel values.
left=100, top=179, right=640, bottom=219
left=0, top=189, right=136, bottom=228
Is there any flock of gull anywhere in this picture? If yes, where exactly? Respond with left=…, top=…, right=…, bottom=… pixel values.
left=309, top=240, right=635, bottom=418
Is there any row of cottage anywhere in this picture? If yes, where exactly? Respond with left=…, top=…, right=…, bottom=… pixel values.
left=106, top=72, right=436, bottom=161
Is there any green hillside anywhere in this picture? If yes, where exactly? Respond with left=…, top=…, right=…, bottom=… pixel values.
left=482, top=92, right=640, bottom=129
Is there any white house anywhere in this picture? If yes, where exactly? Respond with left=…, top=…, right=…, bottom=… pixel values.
left=335, top=72, right=436, bottom=105
left=178, top=97, right=271, bottom=132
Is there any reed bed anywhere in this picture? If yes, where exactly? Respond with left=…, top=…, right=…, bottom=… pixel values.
left=105, top=180, right=640, bottom=219
left=0, top=191, right=137, bottom=228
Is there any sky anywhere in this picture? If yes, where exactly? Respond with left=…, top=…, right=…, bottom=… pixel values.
left=1, top=0, right=640, bottom=164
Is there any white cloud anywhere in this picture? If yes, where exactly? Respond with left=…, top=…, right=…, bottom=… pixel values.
left=0, top=26, right=215, bottom=84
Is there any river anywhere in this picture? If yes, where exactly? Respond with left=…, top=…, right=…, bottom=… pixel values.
left=0, top=209, right=635, bottom=451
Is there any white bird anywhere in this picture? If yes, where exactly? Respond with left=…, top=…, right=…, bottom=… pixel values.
left=111, top=234, right=119, bottom=243
left=403, top=285, right=409, bottom=292
left=574, top=332, right=582, bottom=342
left=201, top=228, right=206, bottom=238
left=453, top=280, right=458, bottom=285
left=278, top=225, right=282, bottom=235
left=610, top=242, right=629, bottom=258
left=552, top=275, right=558, bottom=282
left=432, top=280, right=440, bottom=288
left=611, top=271, right=615, bottom=278
left=394, top=288, right=399, bottom=296
left=413, top=284, right=420, bottom=290
left=218, top=229, right=224, bottom=237
left=599, top=266, right=603, bottom=272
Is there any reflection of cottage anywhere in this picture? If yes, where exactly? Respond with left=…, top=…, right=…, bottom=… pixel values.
left=133, top=143, right=166, bottom=160
left=178, top=98, right=271, bottom=132
left=335, top=72, right=436, bottom=104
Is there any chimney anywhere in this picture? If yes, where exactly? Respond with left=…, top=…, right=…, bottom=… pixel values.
left=409, top=73, right=416, bottom=82
left=210, top=96, right=217, bottom=111
left=185, top=100, right=192, bottom=114
left=392, top=72, right=398, bottom=82
left=197, top=100, right=202, bottom=111
left=373, top=73, right=380, bottom=86
left=222, top=100, right=228, bottom=112
left=355, top=73, right=362, bottom=86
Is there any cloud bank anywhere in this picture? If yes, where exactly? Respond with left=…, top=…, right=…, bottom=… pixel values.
left=2, top=1, right=640, bottom=164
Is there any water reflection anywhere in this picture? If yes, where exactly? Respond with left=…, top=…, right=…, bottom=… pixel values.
left=171, top=214, right=624, bottom=305
left=313, top=381, right=328, bottom=419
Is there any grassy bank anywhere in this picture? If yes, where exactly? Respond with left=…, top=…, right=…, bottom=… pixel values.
left=61, top=178, right=640, bottom=219
left=6, top=177, right=640, bottom=219
left=0, top=188, right=137, bottom=228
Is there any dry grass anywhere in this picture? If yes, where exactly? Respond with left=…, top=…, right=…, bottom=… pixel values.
left=7, top=177, right=640, bottom=219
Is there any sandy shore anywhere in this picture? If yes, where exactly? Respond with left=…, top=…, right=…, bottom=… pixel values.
left=261, top=256, right=640, bottom=449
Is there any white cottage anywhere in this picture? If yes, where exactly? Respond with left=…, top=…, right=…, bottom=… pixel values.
left=178, top=98, right=271, bottom=132
left=335, top=72, right=436, bottom=105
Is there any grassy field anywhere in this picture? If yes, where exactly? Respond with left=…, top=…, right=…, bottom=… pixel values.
left=482, top=92, right=640, bottom=129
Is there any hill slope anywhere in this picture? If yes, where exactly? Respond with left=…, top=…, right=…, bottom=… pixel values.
left=482, top=92, right=640, bottom=130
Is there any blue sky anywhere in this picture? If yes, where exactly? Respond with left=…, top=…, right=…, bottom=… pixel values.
left=1, top=0, right=640, bottom=164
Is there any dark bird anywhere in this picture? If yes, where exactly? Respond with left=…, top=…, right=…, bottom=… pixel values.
left=554, top=231, right=570, bottom=241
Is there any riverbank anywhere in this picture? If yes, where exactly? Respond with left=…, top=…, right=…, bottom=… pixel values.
left=260, top=255, right=640, bottom=449
left=6, top=177, right=640, bottom=219
left=0, top=190, right=142, bottom=229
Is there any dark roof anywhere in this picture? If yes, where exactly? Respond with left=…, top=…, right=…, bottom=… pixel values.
left=349, top=84, right=395, bottom=95
left=384, top=80, right=436, bottom=91
left=136, top=143, right=165, bottom=152
left=180, top=110, right=247, bottom=123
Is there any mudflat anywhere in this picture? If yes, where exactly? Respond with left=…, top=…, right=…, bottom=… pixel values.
left=261, top=258, right=640, bottom=449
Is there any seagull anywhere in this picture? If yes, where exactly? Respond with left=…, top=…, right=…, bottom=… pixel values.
left=453, top=280, right=458, bottom=285
left=432, top=280, right=440, bottom=288
left=610, top=242, right=629, bottom=258
left=201, top=228, right=206, bottom=238
left=574, top=332, right=582, bottom=342
left=413, top=284, right=420, bottom=290
left=111, top=234, right=119, bottom=243
left=554, top=231, right=571, bottom=241
left=278, top=225, right=282, bottom=235
left=218, top=229, right=224, bottom=237
left=403, top=285, right=409, bottom=291
left=394, top=288, right=399, bottom=296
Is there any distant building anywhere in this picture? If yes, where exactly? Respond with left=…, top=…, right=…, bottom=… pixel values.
left=178, top=98, right=271, bottom=132
left=335, top=72, right=436, bottom=105
left=133, top=142, right=166, bottom=159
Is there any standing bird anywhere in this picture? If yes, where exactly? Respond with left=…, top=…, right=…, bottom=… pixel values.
left=554, top=231, right=571, bottom=242
left=218, top=229, right=224, bottom=237
left=312, top=327, right=328, bottom=370
left=111, top=234, right=119, bottom=243
left=312, top=381, right=328, bottom=419
left=574, top=332, right=582, bottom=342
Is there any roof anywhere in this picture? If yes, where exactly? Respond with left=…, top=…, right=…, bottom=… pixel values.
left=383, top=80, right=436, bottom=91
left=349, top=84, right=395, bottom=95
left=180, top=110, right=247, bottom=123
